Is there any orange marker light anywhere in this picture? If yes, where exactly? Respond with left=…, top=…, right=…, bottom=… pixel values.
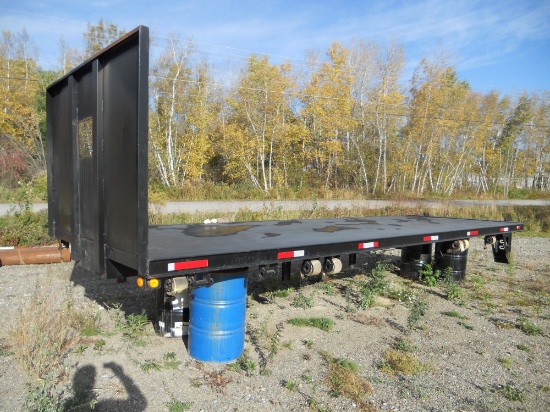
left=136, top=277, right=145, bottom=288
left=148, top=278, right=160, bottom=289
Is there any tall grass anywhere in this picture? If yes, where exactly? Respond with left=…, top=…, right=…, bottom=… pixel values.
left=8, top=284, right=83, bottom=379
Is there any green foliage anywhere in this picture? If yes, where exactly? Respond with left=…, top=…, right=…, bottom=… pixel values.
left=394, top=337, right=416, bottom=353
left=441, top=267, right=465, bottom=301
left=23, top=381, right=67, bottom=412
left=228, top=352, right=256, bottom=376
left=167, top=400, right=193, bottom=412
left=321, top=351, right=372, bottom=409
left=0, top=206, right=49, bottom=246
left=287, top=317, right=335, bottom=332
left=457, top=321, right=474, bottom=330
left=379, top=350, right=431, bottom=375
left=8, top=284, right=82, bottom=380
left=282, top=379, right=298, bottom=392
left=517, top=317, right=543, bottom=336
left=495, top=383, right=525, bottom=402
left=111, top=308, right=149, bottom=341
left=93, top=339, right=106, bottom=351
left=140, top=359, right=162, bottom=373
left=419, top=264, right=439, bottom=287
left=407, top=293, right=428, bottom=329
left=291, top=292, right=314, bottom=309
left=76, top=311, right=102, bottom=337
left=162, top=352, right=182, bottom=369
left=442, top=310, right=468, bottom=320
left=357, top=262, right=389, bottom=309
left=274, top=288, right=292, bottom=298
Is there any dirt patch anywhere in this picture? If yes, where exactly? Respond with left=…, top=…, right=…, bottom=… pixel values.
left=0, top=237, right=549, bottom=411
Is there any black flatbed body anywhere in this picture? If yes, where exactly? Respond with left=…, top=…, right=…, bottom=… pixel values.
left=147, top=216, right=523, bottom=277
left=45, top=26, right=523, bottom=280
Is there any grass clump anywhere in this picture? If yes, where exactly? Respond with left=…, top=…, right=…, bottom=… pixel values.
left=291, top=292, right=314, bottom=309
left=282, top=379, right=298, bottom=391
left=495, top=383, right=525, bottom=402
left=23, top=381, right=69, bottom=412
left=228, top=351, right=256, bottom=376
left=321, top=351, right=373, bottom=411
left=357, top=262, right=389, bottom=309
left=108, top=304, right=150, bottom=341
left=8, top=284, right=82, bottom=380
left=516, top=344, right=530, bottom=352
left=407, top=292, right=428, bottom=329
left=287, top=317, right=335, bottom=332
left=167, top=400, right=193, bottom=412
left=457, top=321, right=474, bottom=330
left=75, top=311, right=102, bottom=336
left=393, top=337, right=416, bottom=353
left=379, top=350, right=431, bottom=375
left=442, top=310, right=468, bottom=320
left=274, top=288, right=292, bottom=298
left=517, top=317, right=543, bottom=336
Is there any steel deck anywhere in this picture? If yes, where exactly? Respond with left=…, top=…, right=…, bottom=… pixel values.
left=147, top=215, right=522, bottom=276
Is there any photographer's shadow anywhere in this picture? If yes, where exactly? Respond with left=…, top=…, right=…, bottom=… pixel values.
left=68, top=362, right=147, bottom=411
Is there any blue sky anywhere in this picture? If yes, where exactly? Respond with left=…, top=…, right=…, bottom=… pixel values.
left=1, top=0, right=549, bottom=95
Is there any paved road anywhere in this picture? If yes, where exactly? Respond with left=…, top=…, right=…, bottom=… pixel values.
left=1, top=199, right=548, bottom=216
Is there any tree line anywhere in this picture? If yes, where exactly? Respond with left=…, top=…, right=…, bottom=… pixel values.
left=1, top=20, right=549, bottom=198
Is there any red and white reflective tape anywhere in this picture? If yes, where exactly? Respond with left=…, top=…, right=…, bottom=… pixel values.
left=168, top=259, right=209, bottom=271
left=500, top=227, right=509, bottom=232
left=277, top=250, right=305, bottom=259
left=423, top=235, right=439, bottom=242
left=358, top=241, right=379, bottom=250
left=467, top=230, right=479, bottom=236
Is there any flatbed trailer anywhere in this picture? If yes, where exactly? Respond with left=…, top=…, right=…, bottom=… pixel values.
left=46, top=26, right=522, bottom=362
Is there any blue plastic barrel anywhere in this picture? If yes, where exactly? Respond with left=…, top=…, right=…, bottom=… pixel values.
left=188, top=269, right=247, bottom=362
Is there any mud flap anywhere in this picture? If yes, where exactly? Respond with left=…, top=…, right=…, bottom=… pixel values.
left=486, top=233, right=512, bottom=263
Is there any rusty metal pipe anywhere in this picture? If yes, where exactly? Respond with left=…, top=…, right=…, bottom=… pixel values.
left=0, top=246, right=70, bottom=266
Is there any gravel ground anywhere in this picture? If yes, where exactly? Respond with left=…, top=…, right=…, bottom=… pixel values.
left=0, top=236, right=549, bottom=411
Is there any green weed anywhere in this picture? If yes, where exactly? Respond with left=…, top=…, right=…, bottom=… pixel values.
left=274, top=288, right=292, bottom=298
left=282, top=379, right=298, bottom=391
left=228, top=351, right=256, bottom=376
left=442, top=310, right=468, bottom=320
left=93, top=339, right=106, bottom=351
left=457, top=321, right=474, bottom=330
left=287, top=317, right=335, bottom=332
left=394, top=337, right=416, bottom=353
left=495, top=383, right=525, bottom=402
left=140, top=359, right=163, bottom=373
left=379, top=350, right=432, bottom=375
left=76, top=311, right=102, bottom=337
left=73, top=345, right=87, bottom=355
left=292, top=292, right=314, bottom=309
left=419, top=264, right=439, bottom=287
left=407, top=293, right=428, bottom=329
left=167, top=400, right=193, bottom=412
left=499, top=357, right=512, bottom=369
left=321, top=351, right=373, bottom=410
left=163, top=352, right=182, bottom=369
left=23, top=381, right=67, bottom=412
left=517, top=317, right=543, bottom=336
